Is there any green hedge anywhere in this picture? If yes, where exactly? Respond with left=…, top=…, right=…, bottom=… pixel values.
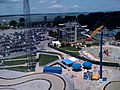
left=36, top=50, right=64, bottom=59
left=48, top=43, right=120, bottom=67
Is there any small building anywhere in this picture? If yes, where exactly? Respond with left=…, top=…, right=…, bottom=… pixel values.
left=62, top=58, right=74, bottom=66
left=52, top=41, right=61, bottom=48
left=68, top=57, right=79, bottom=62
left=43, top=66, right=62, bottom=74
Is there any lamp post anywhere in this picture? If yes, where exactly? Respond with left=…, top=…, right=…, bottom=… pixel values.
left=89, top=25, right=104, bottom=83
left=71, top=74, right=75, bottom=90
left=99, top=31, right=103, bottom=83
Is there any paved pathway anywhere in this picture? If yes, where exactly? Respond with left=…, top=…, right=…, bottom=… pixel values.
left=103, top=81, right=120, bottom=90
left=0, top=73, right=66, bottom=90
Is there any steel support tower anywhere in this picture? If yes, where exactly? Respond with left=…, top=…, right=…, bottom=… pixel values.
left=23, top=0, right=34, bottom=71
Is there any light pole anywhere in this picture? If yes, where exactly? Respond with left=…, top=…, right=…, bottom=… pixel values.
left=71, top=75, right=75, bottom=90
left=99, top=31, right=103, bottom=83
left=89, top=25, right=104, bottom=83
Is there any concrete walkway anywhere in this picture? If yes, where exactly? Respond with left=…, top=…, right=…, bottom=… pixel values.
left=103, top=81, right=120, bottom=90
left=0, top=73, right=66, bottom=90
left=36, top=52, right=62, bottom=60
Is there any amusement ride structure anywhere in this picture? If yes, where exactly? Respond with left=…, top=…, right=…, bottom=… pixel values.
left=23, top=0, right=35, bottom=71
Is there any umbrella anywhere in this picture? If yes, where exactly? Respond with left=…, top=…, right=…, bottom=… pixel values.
left=83, top=62, right=92, bottom=68
left=72, top=63, right=82, bottom=71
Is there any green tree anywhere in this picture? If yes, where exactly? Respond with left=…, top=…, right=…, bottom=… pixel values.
left=53, top=16, right=63, bottom=26
left=48, top=30, right=58, bottom=38
left=9, top=20, right=17, bottom=27
left=115, top=32, right=120, bottom=41
left=64, top=16, right=77, bottom=22
left=44, top=16, right=47, bottom=23
left=19, top=18, right=25, bottom=27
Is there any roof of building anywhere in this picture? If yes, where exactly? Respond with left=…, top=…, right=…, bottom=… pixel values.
left=72, top=63, right=82, bottom=70
left=68, top=57, right=79, bottom=62
left=62, top=58, right=74, bottom=65
left=82, top=62, right=92, bottom=68
left=52, top=41, right=61, bottom=45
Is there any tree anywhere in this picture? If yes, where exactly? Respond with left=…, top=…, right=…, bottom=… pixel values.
left=64, top=16, right=77, bottom=22
left=44, top=16, right=47, bottom=23
left=48, top=30, right=58, bottom=38
left=9, top=20, right=17, bottom=27
left=19, top=18, right=25, bottom=27
left=77, top=11, right=120, bottom=30
left=115, top=32, right=120, bottom=41
left=53, top=16, right=63, bottom=26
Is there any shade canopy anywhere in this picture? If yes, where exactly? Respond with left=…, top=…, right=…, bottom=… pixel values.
left=83, top=62, right=92, bottom=68
left=43, top=66, right=62, bottom=74
left=72, top=63, right=82, bottom=70
left=68, top=57, right=79, bottom=62
left=62, top=58, right=74, bottom=66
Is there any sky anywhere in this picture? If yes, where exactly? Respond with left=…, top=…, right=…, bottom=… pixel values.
left=0, top=0, right=120, bottom=15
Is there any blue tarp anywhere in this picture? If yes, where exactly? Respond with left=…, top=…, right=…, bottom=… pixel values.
left=72, top=63, right=82, bottom=71
left=43, top=66, right=62, bottom=74
left=62, top=58, right=74, bottom=66
left=83, top=62, right=92, bottom=68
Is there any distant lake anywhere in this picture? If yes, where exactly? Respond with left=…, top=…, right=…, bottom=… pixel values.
left=0, top=12, right=88, bottom=24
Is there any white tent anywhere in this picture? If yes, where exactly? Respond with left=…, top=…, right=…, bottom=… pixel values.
left=52, top=41, right=61, bottom=47
left=68, top=57, right=79, bottom=62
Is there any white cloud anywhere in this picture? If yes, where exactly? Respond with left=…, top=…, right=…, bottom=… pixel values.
left=39, top=0, right=48, bottom=4
left=51, top=0, right=57, bottom=4
left=71, top=4, right=80, bottom=8
left=50, top=3, right=63, bottom=8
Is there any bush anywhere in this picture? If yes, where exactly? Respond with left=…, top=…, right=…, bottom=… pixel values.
left=66, top=43, right=71, bottom=46
left=61, top=43, right=65, bottom=47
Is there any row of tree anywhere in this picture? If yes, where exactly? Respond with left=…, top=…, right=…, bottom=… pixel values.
left=0, top=11, right=120, bottom=30
left=0, top=18, right=25, bottom=30
left=53, top=11, right=120, bottom=30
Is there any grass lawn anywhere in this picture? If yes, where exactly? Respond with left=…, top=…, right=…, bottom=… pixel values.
left=5, top=66, right=27, bottom=72
left=4, top=60, right=26, bottom=66
left=39, top=54, right=58, bottom=66
left=60, top=46, right=79, bottom=51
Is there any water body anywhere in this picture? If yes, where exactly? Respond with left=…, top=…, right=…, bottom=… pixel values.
left=0, top=12, right=89, bottom=24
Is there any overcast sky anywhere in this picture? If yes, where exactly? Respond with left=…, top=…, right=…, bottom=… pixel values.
left=0, top=0, right=120, bottom=15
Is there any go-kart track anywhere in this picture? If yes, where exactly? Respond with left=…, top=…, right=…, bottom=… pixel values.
left=0, top=73, right=66, bottom=90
